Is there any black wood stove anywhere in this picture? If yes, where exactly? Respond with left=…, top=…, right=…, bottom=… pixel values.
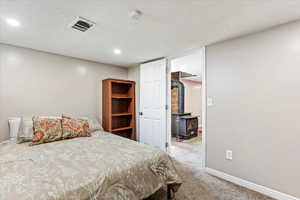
left=172, top=113, right=198, bottom=139
left=171, top=79, right=198, bottom=139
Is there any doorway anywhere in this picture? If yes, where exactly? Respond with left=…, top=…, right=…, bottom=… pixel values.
left=138, top=48, right=206, bottom=168
left=167, top=48, right=206, bottom=169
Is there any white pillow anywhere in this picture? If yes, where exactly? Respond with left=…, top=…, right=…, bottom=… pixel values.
left=87, top=117, right=103, bottom=132
left=17, top=117, right=34, bottom=143
left=39, top=116, right=62, bottom=119
left=8, top=118, right=21, bottom=140
left=62, top=114, right=103, bottom=132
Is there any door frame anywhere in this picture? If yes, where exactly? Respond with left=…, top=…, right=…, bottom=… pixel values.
left=166, top=47, right=206, bottom=169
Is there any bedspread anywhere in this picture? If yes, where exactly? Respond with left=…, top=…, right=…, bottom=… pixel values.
left=0, top=131, right=181, bottom=200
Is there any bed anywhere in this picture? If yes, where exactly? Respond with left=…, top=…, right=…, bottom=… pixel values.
left=0, top=131, right=182, bottom=200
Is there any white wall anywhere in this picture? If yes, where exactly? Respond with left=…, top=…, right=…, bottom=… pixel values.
left=206, top=21, right=300, bottom=198
left=171, top=50, right=203, bottom=77
left=128, top=65, right=140, bottom=141
left=0, top=44, right=128, bottom=141
left=181, top=79, right=202, bottom=126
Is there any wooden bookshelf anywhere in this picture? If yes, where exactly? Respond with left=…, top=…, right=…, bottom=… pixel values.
left=102, top=78, right=136, bottom=141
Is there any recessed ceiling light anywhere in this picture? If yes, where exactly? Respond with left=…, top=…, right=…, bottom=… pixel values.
left=113, top=48, right=122, bottom=55
left=6, top=18, right=20, bottom=27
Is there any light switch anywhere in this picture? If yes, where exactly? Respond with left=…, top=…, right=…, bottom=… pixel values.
left=226, top=150, right=233, bottom=160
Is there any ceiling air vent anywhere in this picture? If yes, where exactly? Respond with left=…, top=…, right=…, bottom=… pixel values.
left=70, top=17, right=95, bottom=32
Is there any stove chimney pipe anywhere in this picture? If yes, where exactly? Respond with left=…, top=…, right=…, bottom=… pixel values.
left=171, top=80, right=185, bottom=114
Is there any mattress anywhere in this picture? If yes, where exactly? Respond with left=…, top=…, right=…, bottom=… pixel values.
left=0, top=131, right=181, bottom=200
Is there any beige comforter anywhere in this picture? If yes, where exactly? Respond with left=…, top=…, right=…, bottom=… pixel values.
left=0, top=131, right=181, bottom=200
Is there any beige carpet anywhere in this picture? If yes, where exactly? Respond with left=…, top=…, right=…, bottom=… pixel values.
left=172, top=135, right=202, bottom=144
left=147, top=160, right=274, bottom=200
left=147, top=135, right=274, bottom=200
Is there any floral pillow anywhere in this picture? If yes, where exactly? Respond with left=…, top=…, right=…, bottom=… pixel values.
left=18, top=116, right=62, bottom=144
left=61, top=115, right=91, bottom=139
left=31, top=117, right=63, bottom=145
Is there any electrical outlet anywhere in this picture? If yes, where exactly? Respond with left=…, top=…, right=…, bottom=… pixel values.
left=226, top=150, right=233, bottom=160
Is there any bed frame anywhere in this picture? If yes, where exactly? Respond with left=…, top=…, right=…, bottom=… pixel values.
left=167, top=185, right=172, bottom=200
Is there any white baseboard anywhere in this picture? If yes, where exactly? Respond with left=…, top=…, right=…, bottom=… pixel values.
left=205, top=168, right=299, bottom=200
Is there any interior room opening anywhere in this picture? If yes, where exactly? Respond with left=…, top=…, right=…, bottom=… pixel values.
left=169, top=51, right=203, bottom=168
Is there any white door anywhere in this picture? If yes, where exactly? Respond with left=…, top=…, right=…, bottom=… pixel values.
left=139, top=59, right=167, bottom=151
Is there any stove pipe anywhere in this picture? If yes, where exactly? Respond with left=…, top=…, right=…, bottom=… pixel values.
left=171, top=80, right=185, bottom=113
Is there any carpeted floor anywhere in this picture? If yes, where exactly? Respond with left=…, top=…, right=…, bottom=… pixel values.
left=170, top=160, right=274, bottom=200
left=147, top=135, right=274, bottom=200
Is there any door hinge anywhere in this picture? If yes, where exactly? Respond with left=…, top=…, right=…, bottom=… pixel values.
left=165, top=142, right=169, bottom=148
left=165, top=105, right=168, bottom=110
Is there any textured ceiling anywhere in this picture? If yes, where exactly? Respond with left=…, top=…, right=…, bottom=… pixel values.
left=1, top=0, right=300, bottom=67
